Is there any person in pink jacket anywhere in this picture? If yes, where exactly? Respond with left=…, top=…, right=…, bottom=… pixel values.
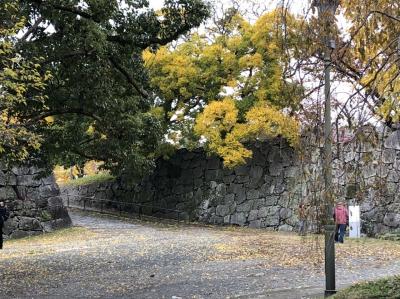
left=333, top=201, right=349, bottom=243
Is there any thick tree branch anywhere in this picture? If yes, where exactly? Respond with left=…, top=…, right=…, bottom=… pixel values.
left=369, top=10, right=400, bottom=23
left=21, top=17, right=44, bottom=41
left=107, top=22, right=192, bottom=49
left=108, top=56, right=149, bottom=98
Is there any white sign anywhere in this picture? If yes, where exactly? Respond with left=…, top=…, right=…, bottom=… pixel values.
left=349, top=205, right=361, bottom=238
left=349, top=205, right=360, bottom=222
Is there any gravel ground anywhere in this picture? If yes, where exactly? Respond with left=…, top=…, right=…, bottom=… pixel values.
left=1, top=210, right=400, bottom=299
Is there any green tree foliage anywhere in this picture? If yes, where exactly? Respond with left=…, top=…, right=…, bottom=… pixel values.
left=145, top=10, right=303, bottom=166
left=0, top=0, right=50, bottom=165
left=3, top=0, right=209, bottom=178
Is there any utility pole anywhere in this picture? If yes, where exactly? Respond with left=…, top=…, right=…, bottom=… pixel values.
left=312, top=0, right=339, bottom=296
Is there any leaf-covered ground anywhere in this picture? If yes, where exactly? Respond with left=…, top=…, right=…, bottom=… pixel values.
left=1, top=211, right=400, bottom=299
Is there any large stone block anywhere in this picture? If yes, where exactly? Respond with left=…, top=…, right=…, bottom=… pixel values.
left=267, top=150, right=282, bottom=163
left=0, top=171, right=6, bottom=186
left=272, top=183, right=285, bottom=195
left=382, top=149, right=396, bottom=164
left=228, top=184, right=243, bottom=194
left=174, top=184, right=184, bottom=195
left=234, top=165, right=249, bottom=176
left=11, top=166, right=30, bottom=176
left=207, top=157, right=221, bottom=170
left=235, top=191, right=246, bottom=204
left=191, top=159, right=206, bottom=169
left=193, top=167, right=204, bottom=178
left=247, top=177, right=263, bottom=189
left=224, top=194, right=235, bottom=204
left=258, top=206, right=279, bottom=218
left=230, top=212, right=246, bottom=226
left=181, top=160, right=193, bottom=170
left=249, top=220, right=261, bottom=228
left=387, top=170, right=400, bottom=183
left=210, top=215, right=223, bottom=224
left=215, top=183, right=227, bottom=196
left=279, top=208, right=292, bottom=220
left=246, top=189, right=260, bottom=200
left=383, top=213, right=400, bottom=227
left=249, top=166, right=263, bottom=179
left=223, top=175, right=235, bottom=184
left=39, top=184, right=60, bottom=198
left=3, top=217, right=18, bottom=235
left=269, top=163, right=283, bottom=177
left=374, top=223, right=391, bottom=235
left=252, top=150, right=267, bottom=166
left=253, top=198, right=266, bottom=209
left=0, top=186, right=18, bottom=201
left=223, top=215, right=231, bottom=224
left=235, top=175, right=249, bottom=183
left=248, top=209, right=259, bottom=221
left=205, top=170, right=222, bottom=181
left=237, top=200, right=254, bottom=213
left=194, top=178, right=203, bottom=188
left=384, top=131, right=400, bottom=150
left=223, top=168, right=234, bottom=176
left=260, top=183, right=273, bottom=196
left=183, top=152, right=196, bottom=161
left=216, top=205, right=230, bottom=217
left=284, top=167, right=297, bottom=178
left=47, top=196, right=63, bottom=208
left=17, top=175, right=42, bottom=187
left=360, top=201, right=374, bottom=212
left=194, top=188, right=203, bottom=203
left=18, top=216, right=38, bottom=231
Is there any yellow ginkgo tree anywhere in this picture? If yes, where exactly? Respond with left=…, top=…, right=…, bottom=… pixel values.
left=145, top=9, right=304, bottom=166
left=194, top=98, right=299, bottom=167
left=332, top=0, right=400, bottom=125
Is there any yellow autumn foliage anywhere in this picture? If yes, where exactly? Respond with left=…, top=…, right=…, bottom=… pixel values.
left=340, top=0, right=399, bottom=121
left=195, top=98, right=299, bottom=168
left=145, top=9, right=303, bottom=164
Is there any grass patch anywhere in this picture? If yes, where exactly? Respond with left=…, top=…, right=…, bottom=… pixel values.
left=60, top=173, right=114, bottom=187
left=333, top=276, right=400, bottom=299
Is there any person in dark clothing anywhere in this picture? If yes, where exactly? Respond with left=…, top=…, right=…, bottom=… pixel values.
left=0, top=201, right=10, bottom=249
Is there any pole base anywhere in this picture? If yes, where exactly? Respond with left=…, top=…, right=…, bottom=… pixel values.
left=325, top=224, right=336, bottom=296
left=325, top=289, right=337, bottom=297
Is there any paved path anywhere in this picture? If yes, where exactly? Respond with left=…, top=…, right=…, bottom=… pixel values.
left=1, top=210, right=400, bottom=298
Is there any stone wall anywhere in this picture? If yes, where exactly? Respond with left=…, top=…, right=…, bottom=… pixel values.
left=61, top=140, right=305, bottom=231
left=60, top=128, right=400, bottom=236
left=1, top=166, right=71, bottom=239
